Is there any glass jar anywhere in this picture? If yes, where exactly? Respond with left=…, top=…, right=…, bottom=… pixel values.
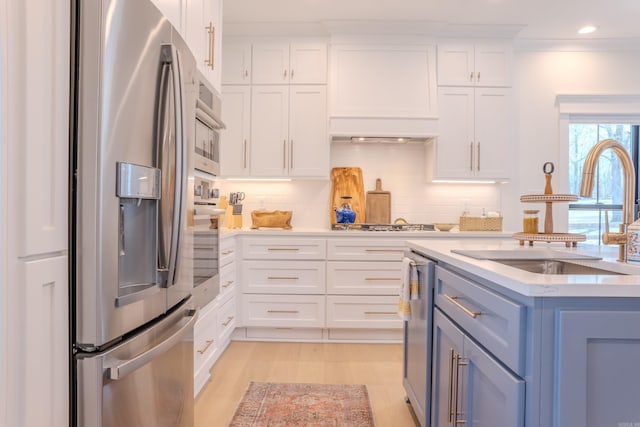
left=523, top=209, right=539, bottom=234
left=335, top=196, right=356, bottom=224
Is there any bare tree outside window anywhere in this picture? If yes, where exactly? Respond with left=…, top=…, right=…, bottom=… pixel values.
left=568, top=124, right=636, bottom=244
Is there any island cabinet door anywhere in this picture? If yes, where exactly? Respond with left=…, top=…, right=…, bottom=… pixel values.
left=555, top=310, right=640, bottom=427
left=431, top=309, right=464, bottom=427
left=431, top=309, right=525, bottom=427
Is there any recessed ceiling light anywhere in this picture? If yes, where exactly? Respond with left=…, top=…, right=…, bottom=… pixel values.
left=578, top=26, right=597, bottom=34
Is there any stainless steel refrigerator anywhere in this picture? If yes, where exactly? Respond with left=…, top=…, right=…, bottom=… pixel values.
left=71, top=0, right=198, bottom=425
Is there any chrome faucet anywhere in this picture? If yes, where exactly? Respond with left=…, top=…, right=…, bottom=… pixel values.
left=579, top=138, right=636, bottom=262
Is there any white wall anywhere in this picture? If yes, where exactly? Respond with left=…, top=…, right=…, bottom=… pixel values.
left=512, top=47, right=640, bottom=231
left=222, top=141, right=503, bottom=228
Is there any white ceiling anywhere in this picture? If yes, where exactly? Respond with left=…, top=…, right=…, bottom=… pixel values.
left=223, top=0, right=640, bottom=40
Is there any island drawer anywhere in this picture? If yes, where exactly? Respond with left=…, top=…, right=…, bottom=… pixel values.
left=434, top=265, right=526, bottom=375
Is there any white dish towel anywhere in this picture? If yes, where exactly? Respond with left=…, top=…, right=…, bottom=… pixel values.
left=398, top=257, right=419, bottom=320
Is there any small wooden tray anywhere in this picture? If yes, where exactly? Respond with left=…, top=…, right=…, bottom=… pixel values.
left=512, top=232, right=586, bottom=247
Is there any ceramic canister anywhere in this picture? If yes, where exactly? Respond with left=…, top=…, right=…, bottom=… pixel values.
left=627, top=219, right=640, bottom=262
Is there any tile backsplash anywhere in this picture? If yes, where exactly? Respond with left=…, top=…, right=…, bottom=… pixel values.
left=221, top=141, right=503, bottom=229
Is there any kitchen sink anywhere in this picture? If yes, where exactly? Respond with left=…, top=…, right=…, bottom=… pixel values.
left=494, top=259, right=624, bottom=275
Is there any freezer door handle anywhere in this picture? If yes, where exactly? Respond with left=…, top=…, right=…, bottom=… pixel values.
left=107, top=309, right=197, bottom=380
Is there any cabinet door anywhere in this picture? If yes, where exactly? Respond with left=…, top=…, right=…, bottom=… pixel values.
left=474, top=43, right=512, bottom=87
left=220, top=85, right=251, bottom=177
left=203, top=0, right=223, bottom=91
left=434, top=87, right=475, bottom=179
left=22, top=256, right=69, bottom=427
left=461, top=331, right=525, bottom=427
left=431, top=309, right=465, bottom=427
left=151, top=0, right=185, bottom=30
left=556, top=310, right=640, bottom=427
left=252, top=42, right=290, bottom=84
left=222, top=41, right=252, bottom=84
left=250, top=85, right=289, bottom=176
left=289, top=43, right=327, bottom=84
left=184, top=0, right=205, bottom=73
left=474, top=88, right=511, bottom=179
left=288, top=85, right=328, bottom=177
left=437, top=43, right=475, bottom=86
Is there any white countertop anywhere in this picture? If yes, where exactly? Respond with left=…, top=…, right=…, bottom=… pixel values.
left=407, top=239, right=640, bottom=298
left=219, top=227, right=512, bottom=238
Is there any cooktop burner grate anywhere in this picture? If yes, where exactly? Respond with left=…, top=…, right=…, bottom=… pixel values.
left=330, top=223, right=436, bottom=231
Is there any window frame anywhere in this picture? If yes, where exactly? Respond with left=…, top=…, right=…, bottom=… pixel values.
left=557, top=94, right=640, bottom=243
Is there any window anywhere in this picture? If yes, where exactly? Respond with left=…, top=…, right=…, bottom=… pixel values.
left=568, top=124, right=639, bottom=244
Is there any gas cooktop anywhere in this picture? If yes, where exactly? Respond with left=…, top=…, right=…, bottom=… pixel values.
left=331, top=223, right=436, bottom=231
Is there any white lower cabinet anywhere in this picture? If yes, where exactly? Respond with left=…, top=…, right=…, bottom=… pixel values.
left=326, top=295, right=400, bottom=328
left=242, top=294, right=326, bottom=327
left=243, top=260, right=326, bottom=294
left=194, top=299, right=219, bottom=396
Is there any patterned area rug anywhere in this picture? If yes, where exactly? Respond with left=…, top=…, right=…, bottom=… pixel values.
left=228, top=382, right=376, bottom=426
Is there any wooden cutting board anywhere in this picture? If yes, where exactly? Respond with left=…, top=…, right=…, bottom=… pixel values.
left=366, top=178, right=391, bottom=224
left=330, top=167, right=366, bottom=224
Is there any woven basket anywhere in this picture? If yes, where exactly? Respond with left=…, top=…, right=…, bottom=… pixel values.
left=459, top=216, right=503, bottom=231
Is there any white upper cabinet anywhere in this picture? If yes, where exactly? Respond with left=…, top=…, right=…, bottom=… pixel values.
left=430, top=86, right=512, bottom=180
left=222, top=40, right=252, bottom=84
left=153, top=0, right=223, bottom=91
left=252, top=42, right=327, bottom=84
left=329, top=43, right=437, bottom=119
left=437, top=41, right=513, bottom=87
left=220, top=85, right=251, bottom=177
left=184, top=0, right=223, bottom=91
left=250, top=85, right=328, bottom=178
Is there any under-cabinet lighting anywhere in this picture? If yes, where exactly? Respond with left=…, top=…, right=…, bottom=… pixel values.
left=224, top=178, right=292, bottom=182
left=578, top=26, right=597, bottom=34
left=432, top=179, right=506, bottom=184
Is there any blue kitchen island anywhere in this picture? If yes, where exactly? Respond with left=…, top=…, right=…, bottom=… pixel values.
left=406, top=238, right=640, bottom=427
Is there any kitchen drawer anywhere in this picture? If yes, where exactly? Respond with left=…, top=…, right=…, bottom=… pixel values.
left=219, top=237, right=236, bottom=267
left=194, top=300, right=218, bottom=389
left=326, top=238, right=406, bottom=261
left=217, top=295, right=237, bottom=343
left=243, top=260, right=326, bottom=294
left=241, top=237, right=326, bottom=260
left=326, top=295, right=403, bottom=329
left=219, top=260, right=237, bottom=298
left=242, top=294, right=326, bottom=327
left=434, top=265, right=525, bottom=374
left=326, top=261, right=402, bottom=295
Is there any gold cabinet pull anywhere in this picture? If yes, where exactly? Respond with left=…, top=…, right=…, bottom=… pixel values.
left=267, top=310, right=299, bottom=314
left=469, top=71, right=474, bottom=82
left=283, top=139, right=287, bottom=169
left=267, top=247, right=300, bottom=251
left=267, top=276, right=299, bottom=280
left=222, top=280, right=234, bottom=288
left=197, top=339, right=214, bottom=354
left=244, top=69, right=249, bottom=78
left=454, top=354, right=468, bottom=424
left=222, top=249, right=234, bottom=256
left=477, top=71, right=480, bottom=82
left=204, top=22, right=215, bottom=70
left=365, top=249, right=404, bottom=253
left=365, top=277, right=400, bottom=281
left=444, top=294, right=480, bottom=318
left=448, top=348, right=455, bottom=422
left=477, top=142, right=481, bottom=172
left=283, top=69, right=288, bottom=79
left=243, top=139, right=247, bottom=169
left=222, top=316, right=234, bottom=326
left=469, top=142, right=474, bottom=171
left=290, top=140, right=294, bottom=169
left=364, top=311, right=396, bottom=315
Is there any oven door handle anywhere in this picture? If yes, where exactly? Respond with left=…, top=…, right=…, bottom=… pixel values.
left=108, top=308, right=197, bottom=380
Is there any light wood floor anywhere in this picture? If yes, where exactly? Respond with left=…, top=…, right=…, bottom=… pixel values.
left=195, top=341, right=418, bottom=427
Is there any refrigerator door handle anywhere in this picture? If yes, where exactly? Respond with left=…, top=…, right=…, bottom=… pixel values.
left=157, top=44, right=185, bottom=288
left=107, top=309, right=197, bottom=380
